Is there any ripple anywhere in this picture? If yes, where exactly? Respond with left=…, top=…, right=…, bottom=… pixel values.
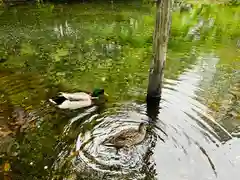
left=51, top=53, right=240, bottom=180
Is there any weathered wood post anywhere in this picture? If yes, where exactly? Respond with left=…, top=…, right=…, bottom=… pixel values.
left=147, top=0, right=172, bottom=104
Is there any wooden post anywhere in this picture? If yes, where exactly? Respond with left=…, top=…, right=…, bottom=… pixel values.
left=147, top=0, right=172, bottom=103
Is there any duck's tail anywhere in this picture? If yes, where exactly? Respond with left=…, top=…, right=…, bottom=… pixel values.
left=49, top=98, right=57, bottom=104
left=49, top=95, right=67, bottom=105
left=102, top=142, right=116, bottom=148
left=102, top=137, right=115, bottom=147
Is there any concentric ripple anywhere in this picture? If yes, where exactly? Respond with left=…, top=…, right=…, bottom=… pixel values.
left=52, top=53, right=240, bottom=180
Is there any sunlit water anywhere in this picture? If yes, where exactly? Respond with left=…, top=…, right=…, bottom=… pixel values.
left=51, top=53, right=240, bottom=180
left=0, top=4, right=239, bottom=180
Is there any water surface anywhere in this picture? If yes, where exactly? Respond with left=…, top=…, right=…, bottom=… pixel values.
left=0, top=3, right=239, bottom=180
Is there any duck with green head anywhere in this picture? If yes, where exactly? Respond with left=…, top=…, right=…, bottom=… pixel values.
left=49, top=88, right=108, bottom=110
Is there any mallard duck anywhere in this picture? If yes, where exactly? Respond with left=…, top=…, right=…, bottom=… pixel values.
left=49, top=88, right=108, bottom=110
left=102, top=122, right=147, bottom=150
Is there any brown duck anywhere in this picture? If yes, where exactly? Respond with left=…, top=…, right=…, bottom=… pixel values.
left=102, top=122, right=147, bottom=151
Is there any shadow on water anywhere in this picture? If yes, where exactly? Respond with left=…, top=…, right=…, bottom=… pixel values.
left=50, top=54, right=240, bottom=180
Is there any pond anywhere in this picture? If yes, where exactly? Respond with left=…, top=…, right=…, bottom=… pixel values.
left=0, top=2, right=239, bottom=180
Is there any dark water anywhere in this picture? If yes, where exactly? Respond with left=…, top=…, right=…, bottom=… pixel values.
left=0, top=3, right=239, bottom=180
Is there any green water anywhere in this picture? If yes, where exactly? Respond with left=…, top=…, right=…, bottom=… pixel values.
left=0, top=3, right=239, bottom=180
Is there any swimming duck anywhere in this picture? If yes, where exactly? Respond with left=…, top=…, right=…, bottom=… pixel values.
left=102, top=122, right=147, bottom=150
left=49, top=88, right=108, bottom=110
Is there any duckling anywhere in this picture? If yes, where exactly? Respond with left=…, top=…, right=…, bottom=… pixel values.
left=102, top=122, right=147, bottom=151
left=49, top=88, right=108, bottom=110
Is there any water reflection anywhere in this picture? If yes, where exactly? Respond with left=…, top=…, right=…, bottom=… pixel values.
left=155, top=54, right=236, bottom=180
left=50, top=53, right=240, bottom=179
left=53, top=20, right=75, bottom=38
